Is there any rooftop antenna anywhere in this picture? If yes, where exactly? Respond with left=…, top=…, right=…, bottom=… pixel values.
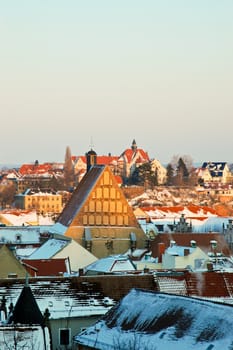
left=89, top=136, right=94, bottom=150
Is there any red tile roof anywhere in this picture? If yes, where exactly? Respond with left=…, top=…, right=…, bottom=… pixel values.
left=22, top=258, right=69, bottom=277
left=19, top=163, right=53, bottom=175
left=141, top=205, right=217, bottom=217
left=97, top=156, right=118, bottom=165
left=121, top=148, right=150, bottom=163
left=73, top=155, right=119, bottom=166
left=156, top=270, right=233, bottom=299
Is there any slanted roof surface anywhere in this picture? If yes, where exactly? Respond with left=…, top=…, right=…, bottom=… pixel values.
left=22, top=258, right=69, bottom=276
left=85, top=256, right=136, bottom=274
left=75, top=288, right=233, bottom=350
left=155, top=270, right=233, bottom=299
left=28, top=238, right=69, bottom=259
left=57, top=165, right=105, bottom=227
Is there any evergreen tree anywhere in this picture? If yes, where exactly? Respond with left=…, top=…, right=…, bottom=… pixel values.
left=166, top=163, right=174, bottom=185
left=129, top=163, right=157, bottom=189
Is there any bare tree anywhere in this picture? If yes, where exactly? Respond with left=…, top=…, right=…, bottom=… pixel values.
left=113, top=333, right=153, bottom=350
left=0, top=181, right=16, bottom=208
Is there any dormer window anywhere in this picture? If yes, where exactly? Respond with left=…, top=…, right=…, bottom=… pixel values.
left=15, top=234, right=21, bottom=243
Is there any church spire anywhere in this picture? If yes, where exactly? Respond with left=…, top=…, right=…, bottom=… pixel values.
left=131, top=139, right=137, bottom=152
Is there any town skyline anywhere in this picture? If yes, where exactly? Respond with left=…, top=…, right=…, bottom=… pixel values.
left=1, top=1, right=232, bottom=165
left=0, top=140, right=231, bottom=168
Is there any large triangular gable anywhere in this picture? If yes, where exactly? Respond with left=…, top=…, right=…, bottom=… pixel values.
left=57, top=165, right=139, bottom=228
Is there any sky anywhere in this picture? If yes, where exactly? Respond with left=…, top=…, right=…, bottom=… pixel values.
left=1, top=1, right=233, bottom=165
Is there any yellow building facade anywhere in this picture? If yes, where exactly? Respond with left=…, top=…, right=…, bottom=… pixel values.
left=15, top=191, right=63, bottom=214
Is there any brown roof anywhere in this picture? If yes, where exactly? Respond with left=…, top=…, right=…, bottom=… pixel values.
left=151, top=233, right=232, bottom=257
left=0, top=274, right=155, bottom=305
left=1, top=272, right=233, bottom=306
left=156, top=270, right=233, bottom=299
left=22, top=258, right=70, bottom=277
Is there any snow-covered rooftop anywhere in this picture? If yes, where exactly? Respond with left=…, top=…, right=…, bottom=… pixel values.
left=75, top=288, right=233, bottom=349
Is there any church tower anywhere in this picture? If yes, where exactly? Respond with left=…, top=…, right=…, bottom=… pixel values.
left=86, top=148, right=97, bottom=172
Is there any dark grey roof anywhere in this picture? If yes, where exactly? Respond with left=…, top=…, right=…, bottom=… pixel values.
left=10, top=284, right=44, bottom=325
left=202, top=162, right=227, bottom=177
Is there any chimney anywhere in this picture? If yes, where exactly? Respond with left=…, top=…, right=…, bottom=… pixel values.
left=184, top=248, right=190, bottom=256
left=210, top=240, right=217, bottom=253
left=79, top=268, right=84, bottom=276
left=158, top=242, right=165, bottom=263
left=170, top=240, right=176, bottom=248
left=207, top=262, right=214, bottom=271
left=190, top=240, right=196, bottom=248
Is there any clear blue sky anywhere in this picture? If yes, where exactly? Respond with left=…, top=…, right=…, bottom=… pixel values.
left=1, top=1, right=232, bottom=165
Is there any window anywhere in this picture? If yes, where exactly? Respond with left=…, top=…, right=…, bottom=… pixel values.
left=59, top=328, right=71, bottom=346
left=15, top=234, right=21, bottom=243
left=89, top=200, right=95, bottom=212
